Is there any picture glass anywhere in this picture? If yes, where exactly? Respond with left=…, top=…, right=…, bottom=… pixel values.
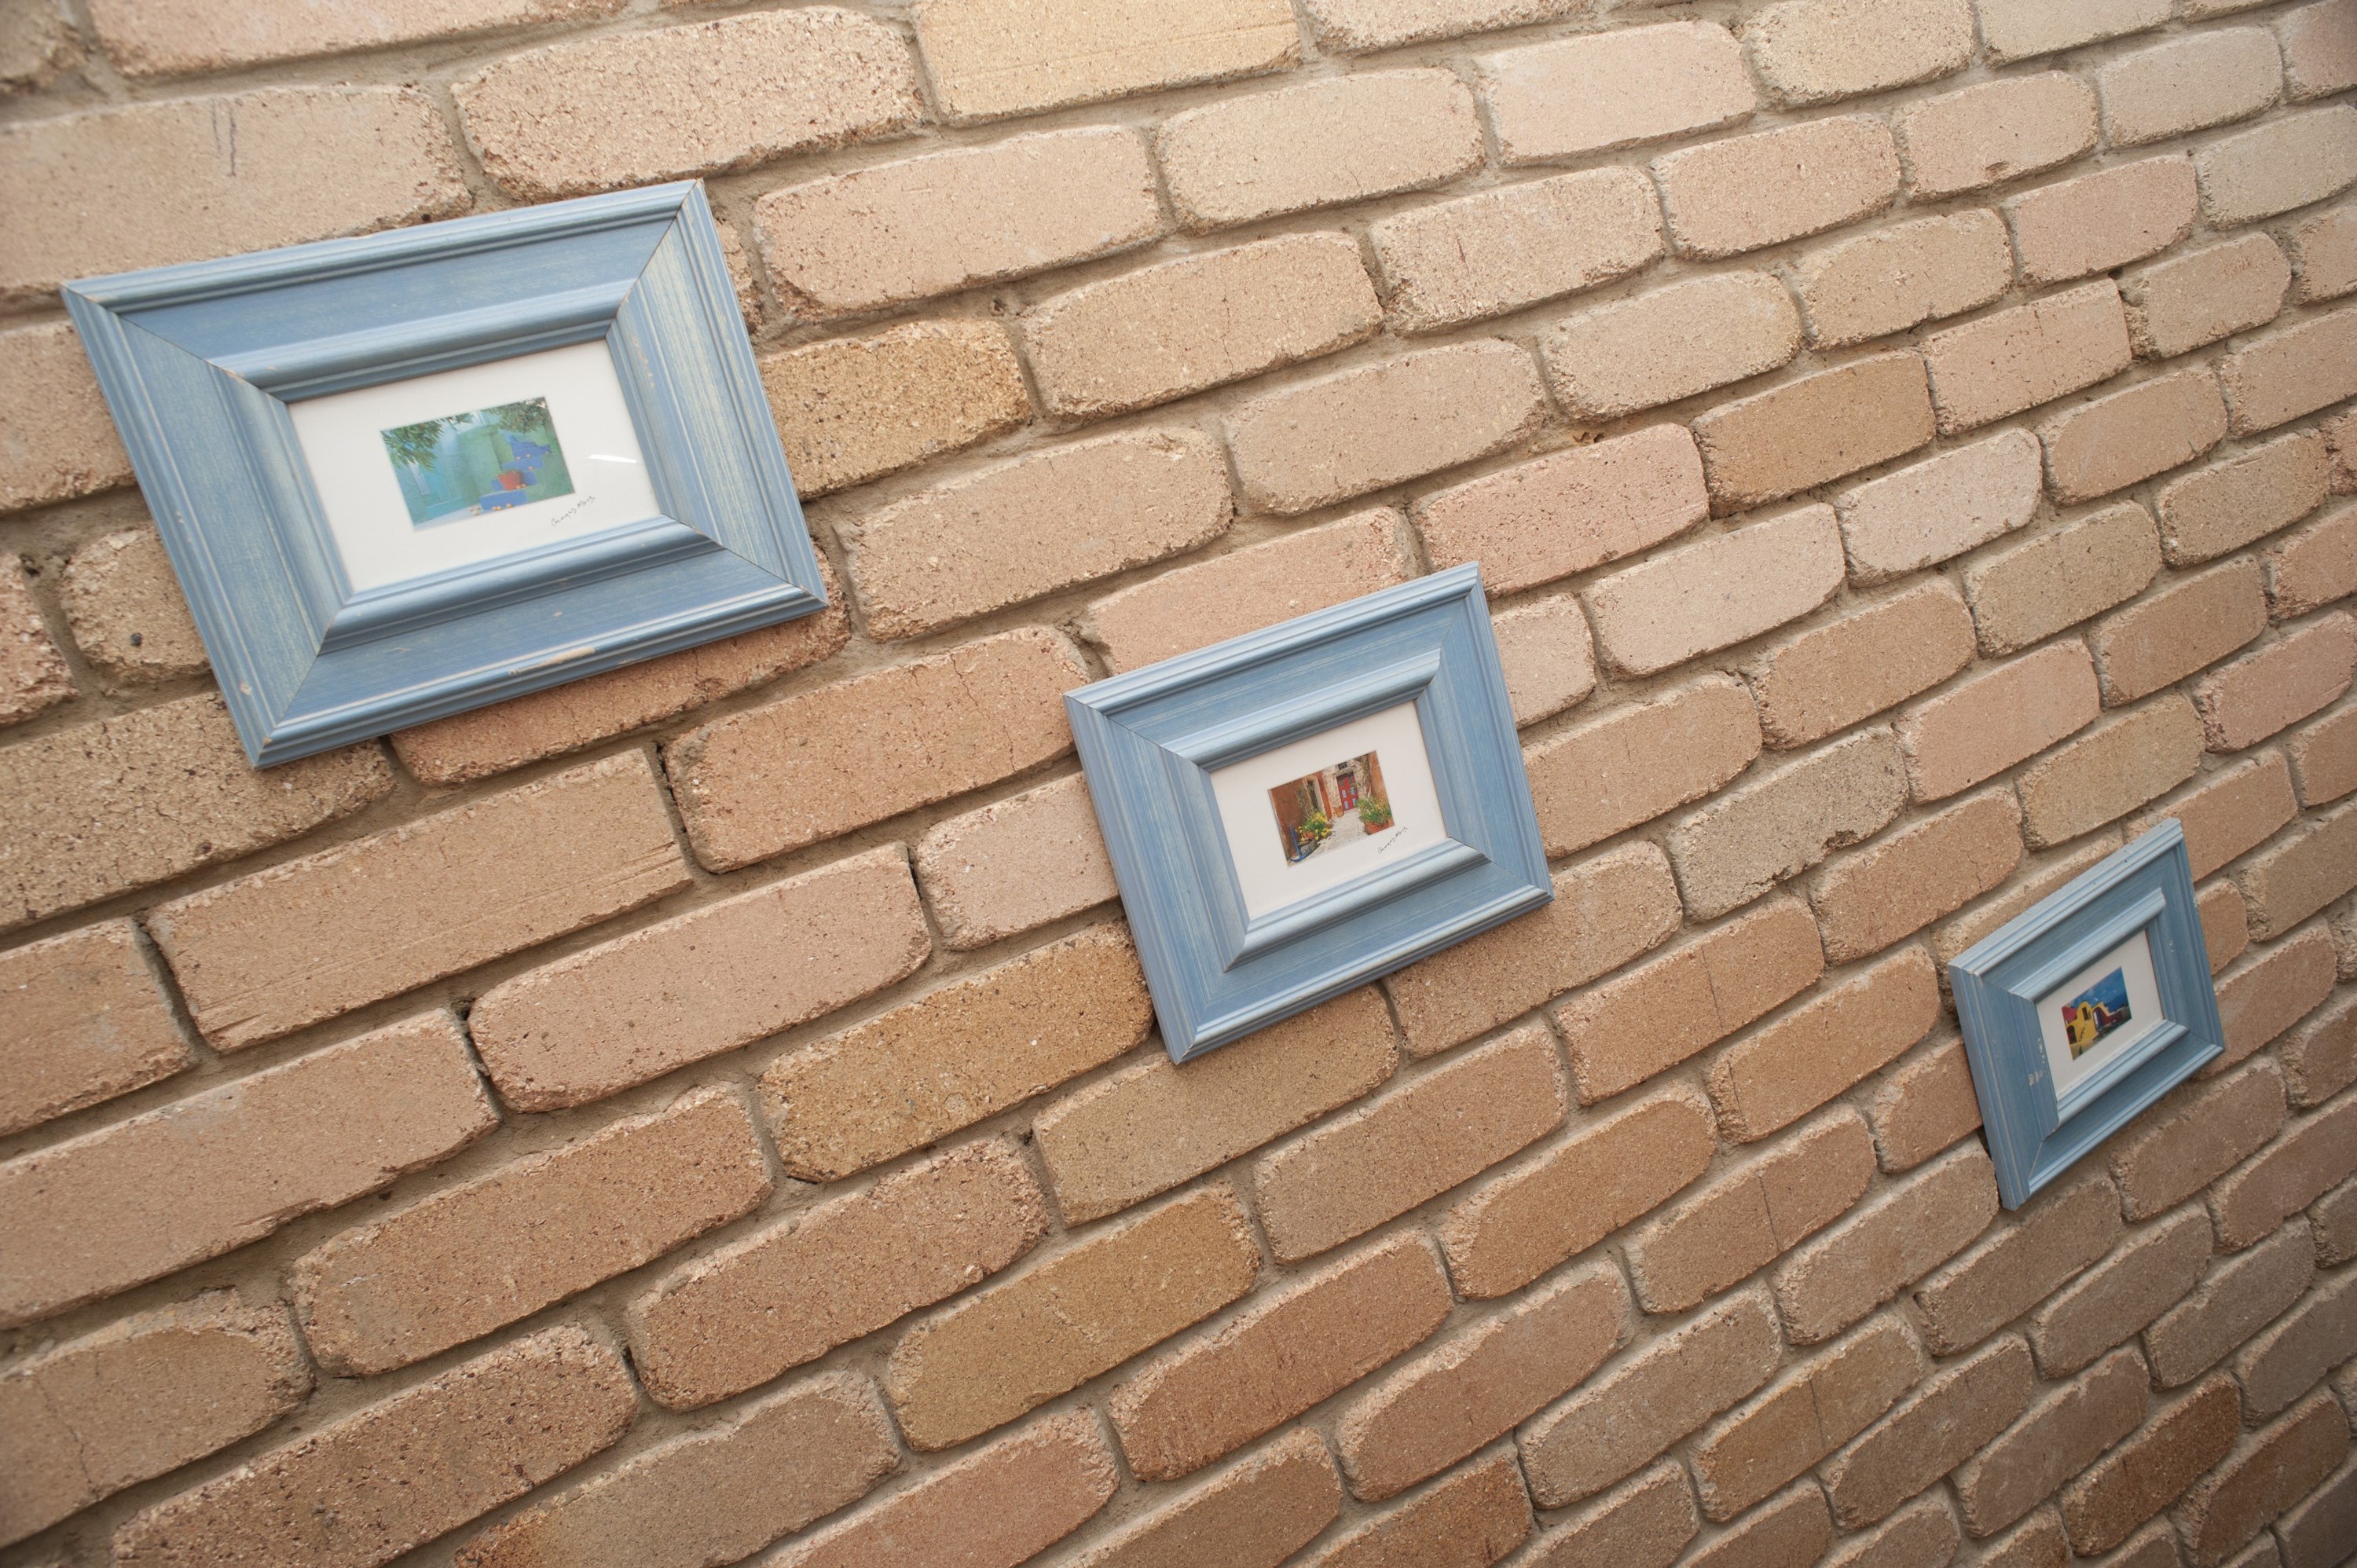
left=288, top=339, right=660, bottom=592
left=2034, top=926, right=2166, bottom=1098
left=1211, top=701, right=1447, bottom=919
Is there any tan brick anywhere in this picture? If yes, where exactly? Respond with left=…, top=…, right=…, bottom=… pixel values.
left=1370, top=167, right=1662, bottom=334
left=1089, top=508, right=1409, bottom=674
left=760, top=321, right=1028, bottom=499
left=2059, top=1376, right=2241, bottom=1555
left=0, top=1293, right=308, bottom=1548
left=469, top=847, right=926, bottom=1112
left=2011, top=159, right=2199, bottom=289
left=1306, top=0, right=1578, bottom=53
left=629, top=1139, right=1046, bottom=1410
left=151, top=750, right=684, bottom=1050
left=1668, top=728, right=1908, bottom=923
left=1626, top=1110, right=1877, bottom=1313
left=2029, top=1209, right=2209, bottom=1376
left=1823, top=1497, right=1963, bottom=1568
left=2179, top=1394, right=2352, bottom=1566
left=454, top=1375, right=894, bottom=1568
left=1111, top=1235, right=1452, bottom=1482
left=1656, top=115, right=1900, bottom=260
left=2100, top=30, right=2282, bottom=148
left=2041, top=368, right=2229, bottom=505
left=2269, top=503, right=2357, bottom=620
left=1541, top=272, right=1799, bottom=421
left=1303, top=1451, right=1531, bottom=1568
left=1519, top=1289, right=1781, bottom=1507
left=665, top=626, right=1087, bottom=870
left=2220, top=309, right=2357, bottom=437
left=1072, top=1429, right=1342, bottom=1568
left=772, top=1409, right=1116, bottom=1568
left=2203, top=879, right=2253, bottom=973
left=1526, top=675, right=1762, bottom=858
left=1953, top=1347, right=2148, bottom=1540
left=1037, top=987, right=1396, bottom=1225
left=57, top=528, right=207, bottom=685
left=1585, top=504, right=1846, bottom=676
left=2238, top=1270, right=2357, bottom=1419
left=1522, top=1463, right=1699, bottom=1568
left=1383, top=842, right=1684, bottom=1057
left=2091, top=562, right=2267, bottom=706
left=0, top=87, right=465, bottom=301
left=2110, top=1061, right=2288, bottom=1221
left=0, top=0, right=74, bottom=89
left=913, top=0, right=1297, bottom=123
left=0, top=919, right=191, bottom=1139
left=755, top=127, right=1162, bottom=319
left=1692, top=1317, right=1925, bottom=1520
left=2330, top=410, right=2357, bottom=493
left=1913, top=1171, right=2124, bottom=1356
left=1161, top=71, right=1482, bottom=232
left=0, top=319, right=133, bottom=513
left=2284, top=0, right=2357, bottom=100
left=2153, top=1213, right=2315, bottom=1384
left=763, top=923, right=1152, bottom=1181
left=1414, top=423, right=1709, bottom=598
left=1553, top=898, right=1823, bottom=1106
left=1824, top=1337, right=2037, bottom=1528
left=2216, top=926, right=2338, bottom=1071
left=1739, top=0, right=1971, bottom=106
left=2132, top=754, right=2301, bottom=884
left=1979, top=0, right=2167, bottom=60
left=1493, top=593, right=1599, bottom=727
left=2125, top=235, right=2292, bottom=360
left=86, top=0, right=619, bottom=75
left=1868, top=1037, right=1982, bottom=1171
left=1229, top=340, right=1547, bottom=516
left=2197, top=614, right=2357, bottom=751
left=1835, top=429, right=2043, bottom=585
left=2198, top=107, right=2357, bottom=228
left=1478, top=23, right=1754, bottom=163
left=2282, top=990, right=2357, bottom=1108
left=1899, top=643, right=2102, bottom=806
left=0, top=561, right=68, bottom=728
left=1254, top=1025, right=1563, bottom=1262
left=1773, top=1144, right=2000, bottom=1344
left=1810, top=791, right=2023, bottom=963
left=914, top=775, right=1117, bottom=951
left=885, top=1188, right=1258, bottom=1450
left=1923, top=280, right=2133, bottom=435
left=2292, top=205, right=2357, bottom=305
left=1895, top=73, right=2098, bottom=200
left=2212, top=1095, right=2357, bottom=1250
left=1687, top=1483, right=1834, bottom=1568
left=2018, top=696, right=2207, bottom=848
left=1793, top=211, right=2010, bottom=350
left=1441, top=1085, right=1717, bottom=1299
left=2162, top=434, right=2333, bottom=570
left=2238, top=797, right=2357, bottom=937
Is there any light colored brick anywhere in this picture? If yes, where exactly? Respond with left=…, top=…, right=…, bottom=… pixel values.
left=1692, top=1317, right=1926, bottom=1520
left=1303, top=1451, right=1531, bottom=1568
left=453, top=1376, right=896, bottom=1568
left=1836, top=428, right=2044, bottom=584
left=2011, top=159, right=2198, bottom=289
left=112, top=1326, right=633, bottom=1568
left=1750, top=582, right=1974, bottom=749
left=2059, top=1376, right=2242, bottom=1555
left=0, top=87, right=465, bottom=301
left=0, top=919, right=191, bottom=1139
left=1773, top=1144, right=1999, bottom=1345
left=2180, top=1394, right=2350, bottom=1566
left=1868, top=1037, right=1982, bottom=1171
left=1979, top=0, right=2167, bottom=60
left=885, top=1187, right=1259, bottom=1451
left=914, top=774, right=1118, bottom=950
left=2269, top=502, right=2357, bottom=619
left=2017, top=695, right=2207, bottom=848
left=754, top=127, right=1162, bottom=319
left=1708, top=947, right=1938, bottom=1143
left=1955, top=1348, right=2149, bottom=1539
left=2040, top=368, right=2228, bottom=505
left=1088, top=508, right=1410, bottom=673
left=1229, top=340, right=1547, bottom=515
left=0, top=319, right=132, bottom=512
left=850, top=426, right=1230, bottom=642
left=1110, top=1235, right=1451, bottom=1482
left=0, top=3, right=75, bottom=95
left=1370, top=168, right=1662, bottom=334
left=1585, top=504, right=1846, bottom=676
left=1666, top=727, right=1908, bottom=922
left=0, top=1293, right=308, bottom=1548
left=2238, top=1271, right=2357, bottom=1420
left=2330, top=409, right=2357, bottom=493
left=1340, top=1266, right=1628, bottom=1504
left=1069, top=1430, right=1343, bottom=1568
left=2110, top=1061, right=2288, bottom=1220
left=1688, top=1484, right=1834, bottom=1568
left=2288, top=704, right=2357, bottom=806
left=1492, top=594, right=1599, bottom=727
left=0, top=1013, right=491, bottom=1330
left=1899, top=642, right=2102, bottom=801
left=913, top=0, right=1298, bottom=123
left=1812, top=791, right=2023, bottom=963
left=2124, top=235, right=2292, bottom=360
left=2198, top=107, right=2357, bottom=228
left=1306, top=0, right=1578, bottom=53
left=2148, top=1222, right=2316, bottom=1387
left=2029, top=1209, right=2209, bottom=1376
left=2292, top=206, right=2357, bottom=302
left=2091, top=561, right=2268, bottom=704
left=663, top=626, right=1087, bottom=870
left=1966, top=504, right=2162, bottom=658
left=1627, top=1110, right=1875, bottom=1313
left=763, top=923, right=1153, bottom=1182
left=150, top=750, right=685, bottom=1050
left=1794, top=211, right=2011, bottom=349
left=1822, top=1497, right=1963, bottom=1568
left=1478, top=23, right=1754, bottom=163
left=1895, top=73, right=2098, bottom=200
left=58, top=528, right=208, bottom=684
left=0, top=692, right=392, bottom=936
left=1913, top=1171, right=2124, bottom=1356
left=2239, top=797, right=2357, bottom=937
left=1159, top=69, right=1483, bottom=231
left=2194, top=613, right=2357, bottom=750
left=2283, top=991, right=2357, bottom=1109
left=1413, top=423, right=1708, bottom=598
left=2128, top=751, right=2300, bottom=880
left=1655, top=115, right=1901, bottom=260
left=1025, top=234, right=1378, bottom=417
left=1524, top=675, right=1763, bottom=858
left=1922, top=280, right=2133, bottom=434
left=2214, top=1095, right=2357, bottom=1249
left=1740, top=0, right=1972, bottom=106
left=1383, top=842, right=1684, bottom=1056
left=1541, top=271, right=1800, bottom=421
left=86, top=0, right=620, bottom=76
left=2219, top=309, right=2357, bottom=436
left=2159, top=431, right=2332, bottom=567
left=2214, top=925, right=2338, bottom=1069
left=761, top=320, right=1029, bottom=498
left=2284, top=0, right=2357, bottom=100
left=1036, top=987, right=1397, bottom=1225
left=2099, top=29, right=2282, bottom=147
left=1518, top=1288, right=1780, bottom=1507
left=628, top=1140, right=1047, bottom=1411
left=1522, top=1463, right=1698, bottom=1568
left=470, top=846, right=928, bottom=1112
left=2203, top=879, right=2253, bottom=973
left=1824, top=1337, right=2037, bottom=1528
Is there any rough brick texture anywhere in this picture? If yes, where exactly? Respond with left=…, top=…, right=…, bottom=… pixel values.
left=0, top=320, right=133, bottom=513
left=1835, top=429, right=2043, bottom=584
left=915, top=0, right=1297, bottom=123
left=1655, top=115, right=1901, bottom=260
left=1585, top=504, right=1846, bottom=676
left=0, top=919, right=192, bottom=1139
left=1624, top=1110, right=1876, bottom=1313
left=1895, top=73, right=2097, bottom=200
left=1479, top=24, right=1754, bottom=163
left=761, top=321, right=1030, bottom=497
left=1372, top=167, right=1661, bottom=333
left=1922, top=282, right=2133, bottom=435
left=1667, top=730, right=1909, bottom=925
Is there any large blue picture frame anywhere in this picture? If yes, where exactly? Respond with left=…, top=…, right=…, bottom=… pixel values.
left=63, top=182, right=826, bottom=766
left=1950, top=820, right=2226, bottom=1210
left=1067, top=566, right=1552, bottom=1061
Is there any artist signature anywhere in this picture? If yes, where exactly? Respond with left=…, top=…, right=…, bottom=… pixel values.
left=548, top=494, right=596, bottom=527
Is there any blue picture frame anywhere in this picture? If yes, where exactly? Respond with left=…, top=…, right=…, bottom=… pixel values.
left=62, top=182, right=826, bottom=766
left=1950, top=820, right=2226, bottom=1210
left=1066, top=566, right=1552, bottom=1061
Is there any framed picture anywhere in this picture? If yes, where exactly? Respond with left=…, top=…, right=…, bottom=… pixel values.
left=1066, top=566, right=1552, bottom=1061
left=63, top=182, right=826, bottom=766
left=1950, top=819, right=2226, bottom=1209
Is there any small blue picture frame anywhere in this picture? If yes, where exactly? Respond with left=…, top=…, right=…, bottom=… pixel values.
left=1066, top=566, right=1552, bottom=1062
left=1950, top=819, right=2226, bottom=1210
left=63, top=182, right=825, bottom=766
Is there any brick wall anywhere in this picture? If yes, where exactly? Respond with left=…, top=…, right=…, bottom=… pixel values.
left=1, top=0, right=2355, bottom=1564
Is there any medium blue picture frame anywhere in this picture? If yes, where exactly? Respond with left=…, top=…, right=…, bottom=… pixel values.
left=1950, top=820, right=2225, bottom=1210
left=62, top=182, right=826, bottom=766
left=1067, top=566, right=1552, bottom=1062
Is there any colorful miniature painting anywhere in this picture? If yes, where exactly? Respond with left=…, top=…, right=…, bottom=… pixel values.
left=1269, top=751, right=1395, bottom=864
left=2058, top=966, right=2133, bottom=1059
left=381, top=397, right=574, bottom=526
